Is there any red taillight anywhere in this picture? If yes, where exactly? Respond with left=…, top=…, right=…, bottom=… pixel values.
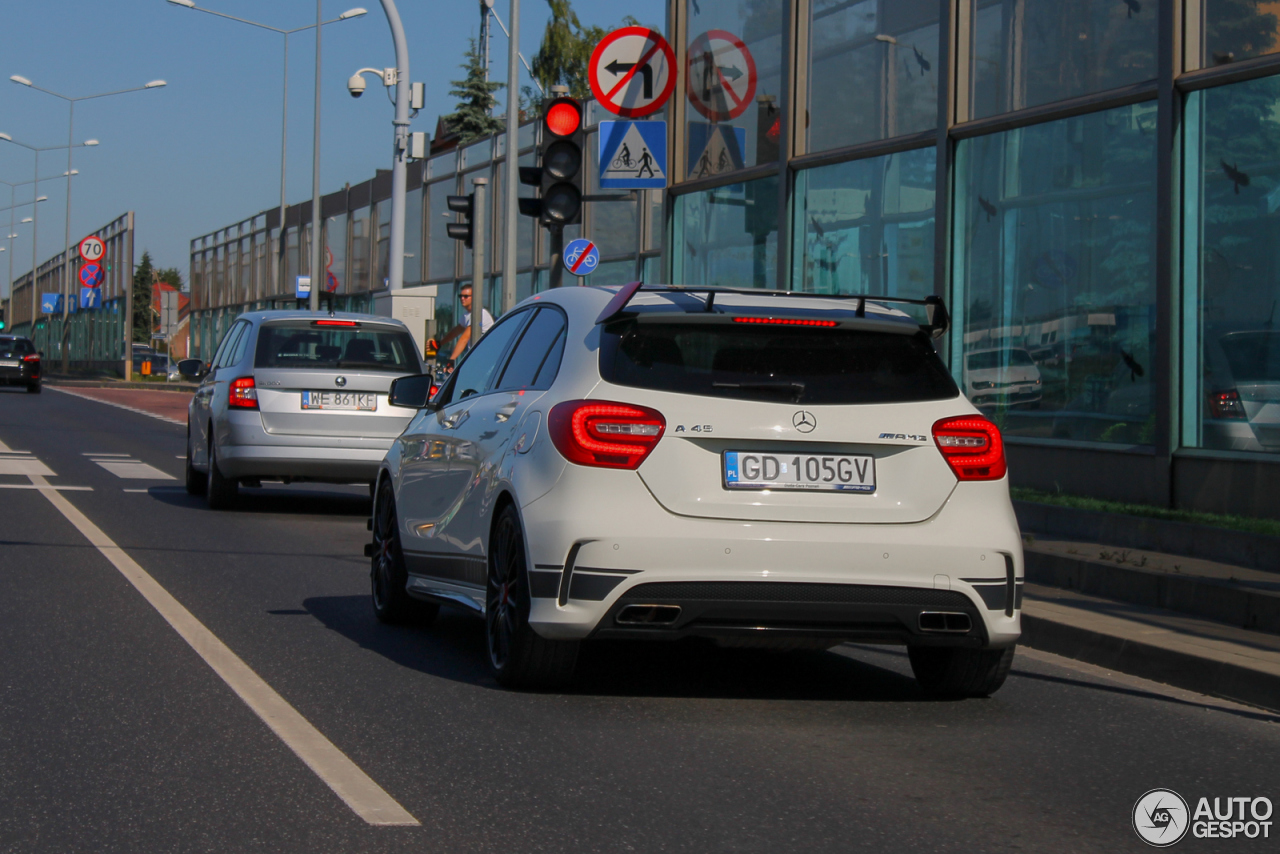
left=546, top=102, right=581, bottom=136
left=313, top=319, right=359, bottom=327
left=1207, top=389, right=1247, bottom=420
left=732, top=317, right=838, bottom=327
left=548, top=399, right=665, bottom=469
left=932, top=416, right=1006, bottom=481
left=22, top=354, right=39, bottom=362
left=228, top=376, right=259, bottom=409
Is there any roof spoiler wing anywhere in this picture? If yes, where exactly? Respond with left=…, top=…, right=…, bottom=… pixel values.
left=595, top=283, right=950, bottom=339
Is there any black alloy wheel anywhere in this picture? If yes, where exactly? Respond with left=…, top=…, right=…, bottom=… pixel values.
left=370, top=478, right=437, bottom=625
left=485, top=504, right=578, bottom=690
left=185, top=424, right=207, bottom=496
left=205, top=438, right=238, bottom=510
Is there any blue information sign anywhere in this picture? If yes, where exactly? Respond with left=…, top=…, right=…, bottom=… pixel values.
left=598, top=120, right=667, bottom=189
left=295, top=275, right=311, bottom=299
left=41, top=293, right=62, bottom=314
left=79, top=287, right=102, bottom=310
left=563, top=238, right=600, bottom=277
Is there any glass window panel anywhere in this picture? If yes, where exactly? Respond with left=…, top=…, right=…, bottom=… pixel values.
left=969, top=0, right=1156, bottom=120
left=646, top=189, right=663, bottom=251
left=428, top=180, right=457, bottom=281
left=808, top=0, right=939, bottom=152
left=674, top=173, right=778, bottom=288
left=460, top=173, right=489, bottom=279
left=1202, top=1, right=1280, bottom=66
left=684, top=0, right=785, bottom=177
left=953, top=103, right=1157, bottom=445
left=325, top=213, right=347, bottom=294
left=462, top=138, right=491, bottom=168
left=225, top=239, right=238, bottom=299
left=284, top=228, right=299, bottom=290
left=586, top=259, right=638, bottom=287
left=240, top=237, right=252, bottom=301
left=793, top=147, right=936, bottom=298
left=376, top=200, right=392, bottom=288
left=1183, top=76, right=1280, bottom=452
left=404, top=188, right=423, bottom=285
left=254, top=231, right=268, bottom=297
left=349, top=208, right=370, bottom=292
left=586, top=132, right=638, bottom=257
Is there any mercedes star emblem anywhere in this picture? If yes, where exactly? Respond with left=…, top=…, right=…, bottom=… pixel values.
left=335, top=376, right=347, bottom=388
left=792, top=410, right=817, bottom=433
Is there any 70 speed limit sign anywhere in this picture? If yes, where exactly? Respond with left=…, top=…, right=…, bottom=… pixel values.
left=78, top=235, right=105, bottom=263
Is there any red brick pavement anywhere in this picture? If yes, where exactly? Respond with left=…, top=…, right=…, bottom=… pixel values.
left=50, top=386, right=193, bottom=425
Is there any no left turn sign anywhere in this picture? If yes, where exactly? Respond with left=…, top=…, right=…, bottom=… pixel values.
left=686, top=29, right=757, bottom=122
left=78, top=235, right=105, bottom=263
left=589, top=27, right=676, bottom=118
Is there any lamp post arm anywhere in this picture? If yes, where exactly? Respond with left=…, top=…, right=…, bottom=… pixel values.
left=184, top=5, right=285, bottom=33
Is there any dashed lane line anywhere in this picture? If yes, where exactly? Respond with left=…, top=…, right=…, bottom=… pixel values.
left=2, top=430, right=417, bottom=826
left=50, top=386, right=185, bottom=426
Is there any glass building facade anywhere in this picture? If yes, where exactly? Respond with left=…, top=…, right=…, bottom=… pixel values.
left=189, top=0, right=1280, bottom=519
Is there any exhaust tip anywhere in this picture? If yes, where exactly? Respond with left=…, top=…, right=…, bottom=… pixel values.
left=918, top=611, right=972, bottom=633
left=616, top=604, right=682, bottom=626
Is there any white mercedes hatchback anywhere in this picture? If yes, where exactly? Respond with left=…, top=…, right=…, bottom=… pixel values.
left=371, top=284, right=1022, bottom=695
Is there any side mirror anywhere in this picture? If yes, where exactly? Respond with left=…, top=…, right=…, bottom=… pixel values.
left=389, top=373, right=436, bottom=409
left=177, top=358, right=207, bottom=379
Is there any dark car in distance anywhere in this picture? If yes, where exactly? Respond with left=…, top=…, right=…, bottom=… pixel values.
left=0, top=336, right=41, bottom=393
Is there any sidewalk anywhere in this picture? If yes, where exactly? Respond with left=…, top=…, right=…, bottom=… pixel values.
left=48, top=384, right=192, bottom=425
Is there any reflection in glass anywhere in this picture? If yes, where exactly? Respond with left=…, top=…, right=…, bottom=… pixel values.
left=350, top=207, right=370, bottom=291
left=808, top=0, right=939, bottom=152
left=969, top=0, right=1156, bottom=120
left=377, top=200, right=392, bottom=288
left=1183, top=77, right=1280, bottom=452
left=953, top=103, right=1156, bottom=444
left=684, top=0, right=784, bottom=177
left=325, top=213, right=347, bottom=294
left=586, top=131, right=638, bottom=258
left=675, top=173, right=778, bottom=288
left=793, top=147, right=935, bottom=298
left=404, top=189, right=422, bottom=285
left=1202, top=1, right=1280, bottom=66
left=427, top=181, right=456, bottom=281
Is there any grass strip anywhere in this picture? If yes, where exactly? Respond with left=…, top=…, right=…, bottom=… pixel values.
left=1010, top=487, right=1280, bottom=538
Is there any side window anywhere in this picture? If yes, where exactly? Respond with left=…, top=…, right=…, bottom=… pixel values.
left=229, top=322, right=255, bottom=366
left=214, top=322, right=247, bottom=370
left=495, top=308, right=568, bottom=391
left=438, top=311, right=530, bottom=406
left=532, top=328, right=567, bottom=388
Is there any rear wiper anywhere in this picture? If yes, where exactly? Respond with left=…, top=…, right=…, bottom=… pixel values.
left=712, top=380, right=805, bottom=400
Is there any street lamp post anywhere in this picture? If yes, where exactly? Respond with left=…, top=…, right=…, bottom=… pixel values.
left=0, top=191, right=49, bottom=322
left=0, top=133, right=98, bottom=349
left=167, top=1, right=367, bottom=307
left=10, top=75, right=165, bottom=372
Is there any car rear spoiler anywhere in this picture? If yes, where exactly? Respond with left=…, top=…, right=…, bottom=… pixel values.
left=594, top=282, right=950, bottom=339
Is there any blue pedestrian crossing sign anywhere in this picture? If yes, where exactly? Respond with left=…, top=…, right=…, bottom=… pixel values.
left=598, top=120, right=667, bottom=189
left=563, top=238, right=600, bottom=277
left=41, top=293, right=61, bottom=314
left=79, top=287, right=102, bottom=310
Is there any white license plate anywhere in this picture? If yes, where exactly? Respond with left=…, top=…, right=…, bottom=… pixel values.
left=301, top=391, right=377, bottom=411
left=0, top=361, right=18, bottom=368
left=723, top=451, right=876, bottom=493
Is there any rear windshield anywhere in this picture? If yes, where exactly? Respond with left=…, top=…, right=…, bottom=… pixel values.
left=254, top=322, right=422, bottom=373
left=1220, top=332, right=1280, bottom=382
left=0, top=338, right=35, bottom=355
left=967, top=349, right=1034, bottom=370
left=601, top=321, right=958, bottom=405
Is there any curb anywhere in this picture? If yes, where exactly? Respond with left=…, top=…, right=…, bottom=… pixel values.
left=47, top=379, right=197, bottom=393
left=1025, top=550, right=1280, bottom=635
left=1015, top=500, right=1280, bottom=575
left=1020, top=614, right=1280, bottom=713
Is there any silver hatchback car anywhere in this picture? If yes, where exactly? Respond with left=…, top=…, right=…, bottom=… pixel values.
left=179, top=310, right=425, bottom=509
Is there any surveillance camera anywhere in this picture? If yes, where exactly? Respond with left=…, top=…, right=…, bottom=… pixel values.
left=347, top=74, right=366, bottom=98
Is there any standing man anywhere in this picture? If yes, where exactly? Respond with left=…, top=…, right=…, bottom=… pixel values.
left=432, top=283, right=495, bottom=363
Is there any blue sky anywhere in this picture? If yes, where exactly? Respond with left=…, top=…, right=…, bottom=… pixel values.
left=0, top=0, right=665, bottom=296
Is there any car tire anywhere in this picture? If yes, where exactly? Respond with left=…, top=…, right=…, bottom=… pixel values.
left=26, top=382, right=40, bottom=394
left=205, top=438, right=238, bottom=510
left=486, top=504, right=578, bottom=690
left=185, top=424, right=207, bottom=496
left=909, top=644, right=1016, bottom=698
left=370, top=478, right=438, bottom=626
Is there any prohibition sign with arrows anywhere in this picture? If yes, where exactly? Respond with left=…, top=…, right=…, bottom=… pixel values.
left=687, top=29, right=757, bottom=122
left=589, top=27, right=677, bottom=118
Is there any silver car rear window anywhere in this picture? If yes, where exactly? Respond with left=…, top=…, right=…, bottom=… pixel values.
left=254, top=322, right=422, bottom=373
left=600, top=320, right=957, bottom=405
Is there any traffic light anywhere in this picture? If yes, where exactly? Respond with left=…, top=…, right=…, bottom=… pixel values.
left=0, top=305, right=5, bottom=330
left=518, top=96, right=585, bottom=226
left=446, top=193, right=475, bottom=248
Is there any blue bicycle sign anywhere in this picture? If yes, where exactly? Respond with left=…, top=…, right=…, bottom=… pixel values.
left=563, top=238, right=600, bottom=277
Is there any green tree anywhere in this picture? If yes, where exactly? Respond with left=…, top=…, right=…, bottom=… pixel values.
left=132, top=251, right=154, bottom=344
left=444, top=38, right=505, bottom=144
left=529, top=1, right=641, bottom=106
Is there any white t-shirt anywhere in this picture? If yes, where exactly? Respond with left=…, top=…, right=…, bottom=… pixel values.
left=461, top=308, right=495, bottom=334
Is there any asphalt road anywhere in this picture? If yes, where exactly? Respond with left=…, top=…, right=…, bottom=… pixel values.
left=2, top=385, right=1278, bottom=853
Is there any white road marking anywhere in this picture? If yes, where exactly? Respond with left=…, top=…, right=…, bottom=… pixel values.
left=50, top=386, right=186, bottom=426
left=84, top=452, right=131, bottom=457
left=122, top=488, right=152, bottom=493
left=0, top=483, right=92, bottom=491
left=25, top=472, right=419, bottom=827
left=0, top=456, right=56, bottom=477
left=93, top=459, right=176, bottom=480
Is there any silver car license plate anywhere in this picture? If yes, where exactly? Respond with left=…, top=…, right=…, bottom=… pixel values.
left=0, top=361, right=18, bottom=368
left=301, top=391, right=376, bottom=411
left=723, top=451, right=875, bottom=493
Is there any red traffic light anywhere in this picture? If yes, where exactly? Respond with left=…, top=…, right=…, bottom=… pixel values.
left=546, top=100, right=581, bottom=137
